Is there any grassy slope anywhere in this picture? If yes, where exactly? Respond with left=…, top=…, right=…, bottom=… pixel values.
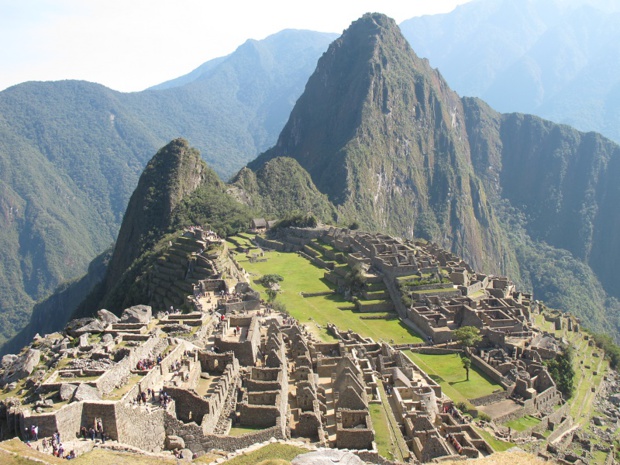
left=231, top=242, right=423, bottom=344
left=405, top=351, right=502, bottom=405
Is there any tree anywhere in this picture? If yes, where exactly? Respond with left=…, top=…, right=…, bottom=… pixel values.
left=345, top=262, right=367, bottom=293
left=545, top=346, right=575, bottom=398
left=266, top=288, right=278, bottom=303
left=260, top=274, right=284, bottom=288
left=461, top=356, right=472, bottom=381
left=454, top=326, right=482, bottom=350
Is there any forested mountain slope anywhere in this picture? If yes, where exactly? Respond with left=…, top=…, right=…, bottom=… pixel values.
left=0, top=30, right=334, bottom=346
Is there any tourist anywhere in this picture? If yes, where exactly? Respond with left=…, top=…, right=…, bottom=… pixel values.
left=32, top=425, right=38, bottom=441
left=80, top=426, right=87, bottom=439
left=89, top=427, right=96, bottom=441
left=66, top=450, right=76, bottom=460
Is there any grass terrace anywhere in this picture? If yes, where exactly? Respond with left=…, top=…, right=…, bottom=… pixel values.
left=474, top=427, right=515, bottom=452
left=405, top=352, right=503, bottom=407
left=504, top=415, right=541, bottom=432
left=414, top=287, right=456, bottom=295
left=228, top=425, right=268, bottom=436
left=234, top=248, right=423, bottom=344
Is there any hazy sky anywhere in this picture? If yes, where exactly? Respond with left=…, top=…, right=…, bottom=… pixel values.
left=0, top=0, right=473, bottom=93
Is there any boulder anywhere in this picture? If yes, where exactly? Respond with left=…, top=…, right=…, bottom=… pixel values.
left=1, top=354, right=17, bottom=369
left=72, top=383, right=101, bottom=402
left=608, top=394, right=620, bottom=406
left=59, top=383, right=78, bottom=401
left=165, top=435, right=185, bottom=450
left=179, top=448, right=193, bottom=460
left=121, top=305, right=152, bottom=324
left=65, top=318, right=103, bottom=337
left=76, top=320, right=105, bottom=334
left=79, top=334, right=90, bottom=348
left=1, top=349, right=41, bottom=384
left=102, top=334, right=114, bottom=345
left=97, top=309, right=120, bottom=325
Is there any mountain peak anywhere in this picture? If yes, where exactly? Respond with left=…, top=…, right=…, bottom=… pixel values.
left=246, top=13, right=505, bottom=275
left=103, top=138, right=210, bottom=292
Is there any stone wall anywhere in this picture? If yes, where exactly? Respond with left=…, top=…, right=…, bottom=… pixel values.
left=355, top=300, right=394, bottom=313
left=547, top=416, right=574, bottom=443
left=469, top=390, right=509, bottom=407
left=81, top=402, right=118, bottom=439
left=240, top=404, right=281, bottom=427
left=96, top=336, right=164, bottom=396
left=336, top=409, right=374, bottom=450
left=221, top=300, right=261, bottom=312
left=163, top=413, right=285, bottom=455
left=470, top=354, right=512, bottom=389
left=166, top=387, right=213, bottom=426
left=255, top=236, right=287, bottom=252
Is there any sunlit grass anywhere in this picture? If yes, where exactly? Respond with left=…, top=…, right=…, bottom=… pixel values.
left=405, top=352, right=502, bottom=405
left=235, top=247, right=423, bottom=344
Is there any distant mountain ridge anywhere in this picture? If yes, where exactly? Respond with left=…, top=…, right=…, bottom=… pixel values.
left=400, top=0, right=620, bottom=145
left=0, top=29, right=334, bottom=347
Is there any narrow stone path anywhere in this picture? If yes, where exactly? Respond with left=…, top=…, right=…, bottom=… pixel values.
left=320, top=377, right=337, bottom=446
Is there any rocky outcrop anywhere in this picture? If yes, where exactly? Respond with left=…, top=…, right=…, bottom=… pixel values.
left=59, top=383, right=78, bottom=401
left=121, top=305, right=152, bottom=324
left=0, top=349, right=41, bottom=386
left=72, top=383, right=101, bottom=402
left=97, top=309, right=120, bottom=325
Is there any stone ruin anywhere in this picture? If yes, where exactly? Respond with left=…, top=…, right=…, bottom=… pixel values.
left=0, top=225, right=586, bottom=463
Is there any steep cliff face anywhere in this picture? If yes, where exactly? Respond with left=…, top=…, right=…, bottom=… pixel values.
left=103, top=138, right=211, bottom=294
left=249, top=13, right=513, bottom=275
left=463, top=98, right=620, bottom=298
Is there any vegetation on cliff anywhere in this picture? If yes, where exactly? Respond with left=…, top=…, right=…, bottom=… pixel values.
left=0, top=30, right=333, bottom=348
left=79, top=139, right=253, bottom=315
left=232, top=157, right=336, bottom=223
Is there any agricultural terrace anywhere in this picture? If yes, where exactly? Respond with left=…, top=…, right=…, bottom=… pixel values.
left=405, top=351, right=503, bottom=407
left=229, top=238, right=424, bottom=344
left=534, top=311, right=609, bottom=426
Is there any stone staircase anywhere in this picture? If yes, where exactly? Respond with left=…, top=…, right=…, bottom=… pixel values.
left=212, top=376, right=241, bottom=435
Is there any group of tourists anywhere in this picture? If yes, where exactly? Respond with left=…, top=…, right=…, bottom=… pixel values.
left=79, top=418, right=105, bottom=443
left=136, top=357, right=156, bottom=371
left=133, top=387, right=173, bottom=409
left=36, top=430, right=76, bottom=459
left=26, top=424, right=38, bottom=441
